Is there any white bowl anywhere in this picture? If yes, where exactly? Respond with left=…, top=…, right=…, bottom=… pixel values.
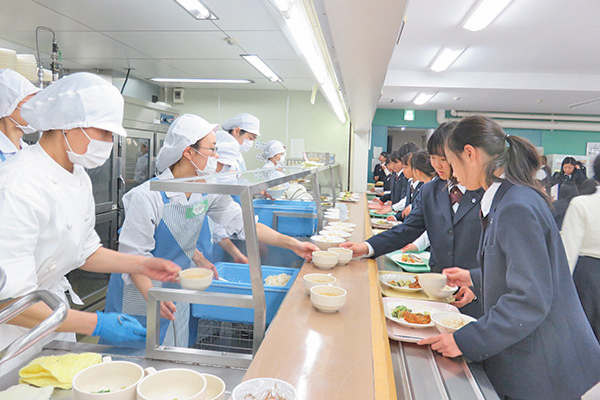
left=418, top=273, right=447, bottom=299
left=323, top=225, right=354, bottom=233
left=72, top=361, right=144, bottom=400
left=431, top=312, right=477, bottom=334
left=310, top=285, right=347, bottom=313
left=180, top=268, right=214, bottom=291
left=232, top=378, right=296, bottom=400
left=328, top=247, right=353, bottom=265
left=329, top=222, right=357, bottom=229
left=324, top=214, right=341, bottom=223
left=318, top=229, right=351, bottom=238
left=311, top=235, right=346, bottom=250
left=137, top=368, right=207, bottom=400
left=312, top=250, right=338, bottom=270
left=202, top=374, right=226, bottom=400
left=303, top=273, right=336, bottom=294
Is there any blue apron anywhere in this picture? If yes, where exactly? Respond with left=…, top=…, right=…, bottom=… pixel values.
left=104, top=185, right=213, bottom=347
left=0, top=151, right=6, bottom=163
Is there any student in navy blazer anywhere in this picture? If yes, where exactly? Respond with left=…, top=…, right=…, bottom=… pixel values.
left=421, top=116, right=600, bottom=400
left=343, top=123, right=484, bottom=317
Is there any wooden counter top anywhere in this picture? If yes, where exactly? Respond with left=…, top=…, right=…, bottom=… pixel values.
left=242, top=194, right=396, bottom=399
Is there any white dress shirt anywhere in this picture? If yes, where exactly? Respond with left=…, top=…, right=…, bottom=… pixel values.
left=560, top=186, right=600, bottom=274
left=481, top=182, right=502, bottom=217
left=391, top=178, right=420, bottom=212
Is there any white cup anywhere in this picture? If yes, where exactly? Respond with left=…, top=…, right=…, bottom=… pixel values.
left=137, top=367, right=207, bottom=400
left=72, top=358, right=144, bottom=400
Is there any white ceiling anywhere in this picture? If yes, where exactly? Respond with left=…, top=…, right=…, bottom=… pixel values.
left=0, top=0, right=315, bottom=91
left=381, top=0, right=600, bottom=115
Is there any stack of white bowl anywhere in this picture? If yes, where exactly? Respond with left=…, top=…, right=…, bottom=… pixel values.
left=0, top=48, right=17, bottom=71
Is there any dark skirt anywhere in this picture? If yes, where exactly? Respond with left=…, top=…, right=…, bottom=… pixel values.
left=573, top=256, right=600, bottom=343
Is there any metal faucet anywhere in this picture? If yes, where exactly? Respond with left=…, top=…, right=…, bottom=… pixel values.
left=0, top=286, right=68, bottom=368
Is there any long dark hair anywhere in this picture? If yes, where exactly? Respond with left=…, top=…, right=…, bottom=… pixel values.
left=411, top=150, right=436, bottom=178
left=447, top=116, right=550, bottom=204
left=560, top=157, right=577, bottom=176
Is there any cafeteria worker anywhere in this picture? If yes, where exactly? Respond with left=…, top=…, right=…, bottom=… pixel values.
left=0, top=68, right=39, bottom=163
left=0, top=73, right=180, bottom=371
left=420, top=116, right=600, bottom=400
left=105, top=113, right=318, bottom=346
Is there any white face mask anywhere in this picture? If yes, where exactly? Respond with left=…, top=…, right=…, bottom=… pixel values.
left=240, top=138, right=253, bottom=153
left=191, top=148, right=218, bottom=175
left=63, top=128, right=113, bottom=169
left=276, top=154, right=286, bottom=167
left=8, top=116, right=37, bottom=135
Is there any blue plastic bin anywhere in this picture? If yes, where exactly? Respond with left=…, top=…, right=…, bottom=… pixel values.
left=191, top=263, right=299, bottom=324
left=253, top=199, right=317, bottom=237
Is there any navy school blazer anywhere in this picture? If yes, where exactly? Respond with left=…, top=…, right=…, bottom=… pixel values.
left=367, top=178, right=484, bottom=317
left=453, top=181, right=600, bottom=400
left=380, top=172, right=407, bottom=204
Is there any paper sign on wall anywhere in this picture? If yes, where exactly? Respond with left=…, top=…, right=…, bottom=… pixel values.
left=373, top=146, right=382, bottom=156
left=290, top=138, right=305, bottom=158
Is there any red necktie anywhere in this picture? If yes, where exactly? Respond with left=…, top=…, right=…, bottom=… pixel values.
left=450, top=186, right=463, bottom=205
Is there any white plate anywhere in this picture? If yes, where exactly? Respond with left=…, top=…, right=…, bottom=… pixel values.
left=379, top=273, right=422, bottom=293
left=390, top=253, right=426, bottom=266
left=384, top=300, right=436, bottom=329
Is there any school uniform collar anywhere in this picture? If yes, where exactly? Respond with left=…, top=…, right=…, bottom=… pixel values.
left=447, top=182, right=466, bottom=194
left=481, top=182, right=502, bottom=217
left=411, top=179, right=420, bottom=189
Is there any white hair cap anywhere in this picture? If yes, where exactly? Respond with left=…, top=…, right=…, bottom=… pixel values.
left=0, top=68, right=39, bottom=118
left=156, top=113, right=218, bottom=173
left=258, top=140, right=286, bottom=162
left=215, top=130, right=240, bottom=167
left=20, top=72, right=127, bottom=136
left=221, top=113, right=261, bottom=136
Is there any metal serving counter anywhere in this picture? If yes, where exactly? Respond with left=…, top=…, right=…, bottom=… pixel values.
left=0, top=341, right=246, bottom=399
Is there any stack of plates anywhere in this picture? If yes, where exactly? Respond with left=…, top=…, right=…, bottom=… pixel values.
left=0, top=48, right=17, bottom=71
left=16, top=54, right=38, bottom=82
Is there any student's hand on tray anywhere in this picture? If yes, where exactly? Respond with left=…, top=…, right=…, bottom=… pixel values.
left=401, top=243, right=418, bottom=253
left=452, top=287, right=476, bottom=308
left=386, top=215, right=397, bottom=221
left=340, top=242, right=368, bottom=257
left=442, top=267, right=473, bottom=287
left=418, top=333, right=462, bottom=358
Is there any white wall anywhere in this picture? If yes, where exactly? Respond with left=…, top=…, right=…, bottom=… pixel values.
left=168, top=88, right=350, bottom=188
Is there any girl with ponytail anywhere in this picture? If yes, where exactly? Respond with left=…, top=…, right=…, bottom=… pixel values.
left=419, top=116, right=600, bottom=400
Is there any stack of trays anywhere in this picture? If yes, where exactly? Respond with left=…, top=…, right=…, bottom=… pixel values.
left=16, top=54, right=38, bottom=81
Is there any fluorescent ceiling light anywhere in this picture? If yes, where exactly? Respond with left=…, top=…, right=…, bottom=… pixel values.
left=277, top=3, right=346, bottom=123
left=150, top=78, right=253, bottom=84
left=462, top=0, right=512, bottom=32
left=413, top=93, right=436, bottom=106
left=241, top=55, right=282, bottom=82
left=173, top=0, right=217, bottom=20
left=430, top=47, right=466, bottom=72
left=568, top=96, right=600, bottom=110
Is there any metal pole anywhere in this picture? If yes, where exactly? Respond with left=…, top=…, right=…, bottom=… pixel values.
left=240, top=187, right=267, bottom=353
left=312, top=169, right=323, bottom=231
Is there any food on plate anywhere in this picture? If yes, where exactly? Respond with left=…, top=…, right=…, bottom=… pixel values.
left=264, top=273, right=291, bottom=286
left=339, top=191, right=359, bottom=201
left=391, top=305, right=431, bottom=324
left=441, top=317, right=471, bottom=329
left=0, top=384, right=53, bottom=400
left=401, top=254, right=424, bottom=264
left=388, top=276, right=421, bottom=289
left=19, top=352, right=102, bottom=389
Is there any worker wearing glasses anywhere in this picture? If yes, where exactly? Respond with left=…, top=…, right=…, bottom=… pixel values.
left=104, top=113, right=318, bottom=347
left=221, top=113, right=260, bottom=171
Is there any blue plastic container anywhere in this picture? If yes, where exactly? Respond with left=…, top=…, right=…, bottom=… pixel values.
left=253, top=199, right=317, bottom=237
left=191, top=263, right=299, bottom=324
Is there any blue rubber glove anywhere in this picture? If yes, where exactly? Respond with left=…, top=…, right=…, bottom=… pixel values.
left=92, top=311, right=146, bottom=348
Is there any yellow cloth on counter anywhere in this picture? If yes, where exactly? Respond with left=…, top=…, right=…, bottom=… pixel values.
left=18, top=352, right=102, bottom=389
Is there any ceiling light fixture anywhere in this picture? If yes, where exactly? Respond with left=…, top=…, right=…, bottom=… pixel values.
left=462, top=0, right=512, bottom=32
left=430, top=47, right=466, bottom=72
left=568, top=96, right=600, bottom=110
left=413, top=92, right=436, bottom=106
left=273, top=0, right=347, bottom=123
left=173, top=0, right=218, bottom=20
left=150, top=78, right=253, bottom=84
left=241, top=55, right=282, bottom=82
